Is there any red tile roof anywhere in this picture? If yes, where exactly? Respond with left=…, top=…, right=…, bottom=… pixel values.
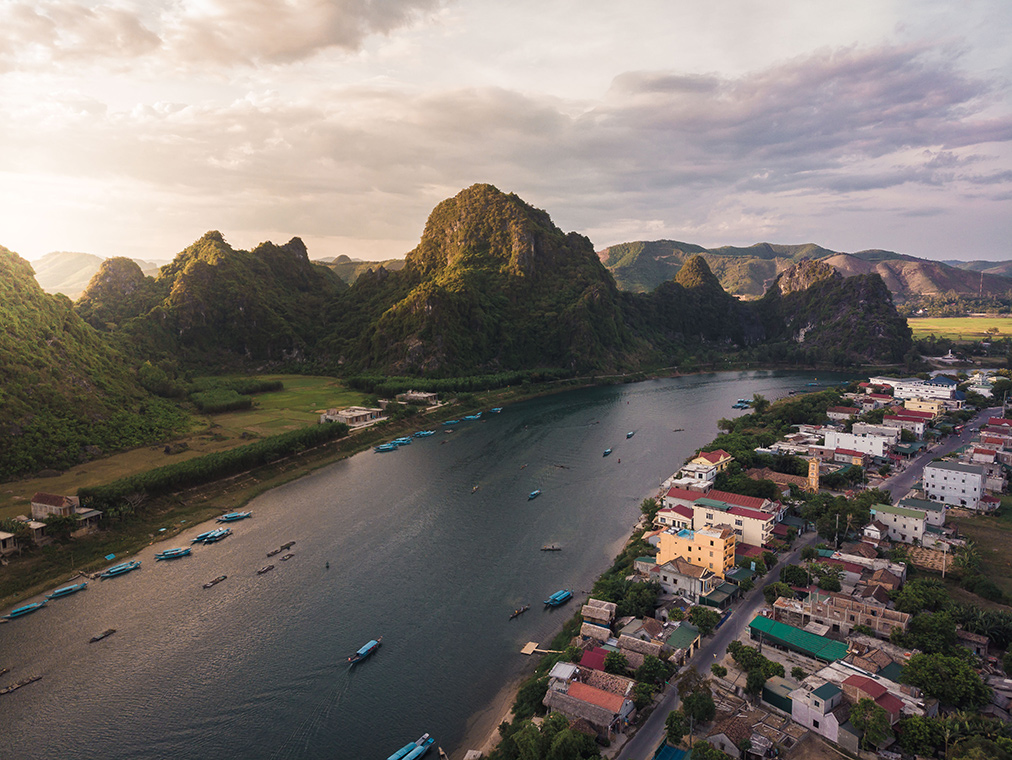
left=843, top=674, right=887, bottom=699
left=973, top=448, right=996, bottom=456
left=735, top=543, right=763, bottom=557
left=665, top=487, right=703, bottom=503
left=706, top=489, right=767, bottom=510
left=31, top=492, right=72, bottom=507
left=823, top=558, right=864, bottom=574
left=884, top=415, right=925, bottom=423
left=869, top=393, right=893, bottom=400
left=567, top=681, right=625, bottom=713
left=875, top=692, right=904, bottom=716
left=728, top=506, right=774, bottom=522
left=899, top=409, right=934, bottom=419
left=828, top=406, right=860, bottom=415
left=579, top=647, right=607, bottom=671
left=989, top=418, right=1012, bottom=427
left=696, top=449, right=732, bottom=464
left=772, top=523, right=791, bottom=537
left=659, top=504, right=694, bottom=519
left=835, top=448, right=866, bottom=458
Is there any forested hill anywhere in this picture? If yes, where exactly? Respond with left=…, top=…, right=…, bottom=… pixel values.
left=0, top=247, right=187, bottom=479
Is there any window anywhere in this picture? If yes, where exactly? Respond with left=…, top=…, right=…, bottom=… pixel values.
left=813, top=719, right=820, bottom=729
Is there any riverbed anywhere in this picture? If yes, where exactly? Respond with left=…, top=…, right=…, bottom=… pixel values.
left=0, top=371, right=848, bottom=759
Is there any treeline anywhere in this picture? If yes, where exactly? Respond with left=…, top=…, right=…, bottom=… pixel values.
left=345, top=368, right=575, bottom=396
left=78, top=423, right=348, bottom=513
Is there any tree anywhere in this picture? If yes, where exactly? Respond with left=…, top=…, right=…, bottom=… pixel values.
left=632, top=681, right=656, bottom=709
left=894, top=611, right=957, bottom=654
left=751, top=393, right=770, bottom=415
left=801, top=546, right=818, bottom=560
left=780, top=564, right=809, bottom=587
left=738, top=578, right=754, bottom=593
left=636, top=655, right=674, bottom=686
left=711, top=663, right=727, bottom=678
left=688, top=740, right=732, bottom=760
left=563, top=646, right=583, bottom=663
left=745, top=668, right=769, bottom=696
left=682, top=689, right=716, bottom=723
left=791, top=666, right=806, bottom=680
left=763, top=582, right=795, bottom=605
left=665, top=709, right=687, bottom=746
left=817, top=574, right=842, bottom=592
left=1003, top=650, right=1012, bottom=676
left=903, top=653, right=992, bottom=709
left=850, top=698, right=893, bottom=750
left=689, top=606, right=721, bottom=637
left=604, top=651, right=629, bottom=675
left=895, top=714, right=943, bottom=755
left=762, top=551, right=777, bottom=570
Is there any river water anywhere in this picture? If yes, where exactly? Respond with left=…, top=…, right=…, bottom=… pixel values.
left=0, top=371, right=849, bottom=759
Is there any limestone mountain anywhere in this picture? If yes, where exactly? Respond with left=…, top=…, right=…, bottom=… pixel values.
left=318, top=254, right=407, bottom=284
left=32, top=250, right=164, bottom=299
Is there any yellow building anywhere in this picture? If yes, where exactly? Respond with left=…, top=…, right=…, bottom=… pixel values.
left=656, top=524, right=736, bottom=578
left=690, top=449, right=734, bottom=473
left=904, top=399, right=943, bottom=417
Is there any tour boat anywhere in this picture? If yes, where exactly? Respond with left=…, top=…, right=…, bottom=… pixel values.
left=203, top=575, right=227, bottom=588
left=3, top=601, right=47, bottom=619
left=413, top=430, right=435, bottom=437
left=280, top=553, right=295, bottom=561
left=375, top=443, right=398, bottom=452
left=463, top=413, right=481, bottom=420
left=192, top=530, right=217, bottom=543
left=217, top=511, right=252, bottom=522
left=388, top=734, right=433, bottom=760
left=603, top=448, right=613, bottom=457
left=543, top=589, right=573, bottom=607
left=267, top=548, right=282, bottom=557
left=392, top=437, right=412, bottom=446
left=202, top=528, right=232, bottom=544
left=46, top=582, right=88, bottom=599
left=348, top=637, right=382, bottom=664
left=155, top=547, right=191, bottom=560
left=90, top=628, right=116, bottom=643
left=99, top=560, right=141, bottom=579
left=0, top=675, right=42, bottom=694
left=541, top=543, right=561, bottom=551
left=528, top=489, right=541, bottom=500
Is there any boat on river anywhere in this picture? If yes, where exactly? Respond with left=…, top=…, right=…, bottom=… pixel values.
left=413, top=430, right=435, bottom=437
left=217, top=511, right=252, bottom=522
left=348, top=637, right=382, bottom=664
left=192, top=530, right=216, bottom=542
left=3, top=601, right=47, bottom=619
left=528, top=489, right=541, bottom=500
left=490, top=407, right=503, bottom=413
left=203, top=575, right=227, bottom=588
left=267, top=548, right=282, bottom=557
left=541, top=543, right=561, bottom=551
left=626, top=431, right=635, bottom=438
left=441, top=420, right=459, bottom=426
left=257, top=565, right=275, bottom=575
left=509, top=604, right=530, bottom=620
left=0, top=675, right=42, bottom=695
left=603, top=448, right=613, bottom=457
left=155, top=547, right=191, bottom=560
left=90, top=628, right=116, bottom=643
left=280, top=553, right=295, bottom=561
left=281, top=541, right=296, bottom=550
left=99, top=560, right=141, bottom=579
left=47, top=582, right=88, bottom=599
left=392, top=437, right=412, bottom=446
left=375, top=443, right=399, bottom=452
left=201, top=527, right=232, bottom=544
left=543, top=589, right=572, bottom=607
left=463, top=413, right=481, bottom=420
left=387, top=733, right=430, bottom=760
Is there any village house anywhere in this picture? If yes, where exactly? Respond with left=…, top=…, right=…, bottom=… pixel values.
left=0, top=530, right=17, bottom=556
left=705, top=716, right=753, bottom=759
left=580, top=598, right=616, bottom=625
left=868, top=376, right=957, bottom=402
left=744, top=467, right=810, bottom=497
left=394, top=390, right=438, bottom=406
left=833, top=448, right=869, bottom=467
left=826, top=406, right=860, bottom=422
left=654, top=502, right=693, bottom=530
left=882, top=413, right=926, bottom=438
left=656, top=525, right=736, bottom=577
left=870, top=503, right=926, bottom=544
left=923, top=460, right=985, bottom=509
left=790, top=681, right=855, bottom=750
left=543, top=662, right=636, bottom=741
left=823, top=429, right=896, bottom=459
left=773, top=592, right=910, bottom=639
left=28, top=491, right=102, bottom=536
left=648, top=557, right=720, bottom=603
left=319, top=406, right=385, bottom=427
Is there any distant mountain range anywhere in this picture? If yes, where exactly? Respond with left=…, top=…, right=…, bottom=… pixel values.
left=31, top=251, right=165, bottom=300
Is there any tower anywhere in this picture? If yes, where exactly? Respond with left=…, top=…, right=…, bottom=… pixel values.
left=807, top=458, right=820, bottom=493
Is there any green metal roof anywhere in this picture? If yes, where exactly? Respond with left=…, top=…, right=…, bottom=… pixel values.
left=872, top=503, right=925, bottom=518
left=812, top=682, right=841, bottom=700
left=665, top=624, right=700, bottom=651
left=898, top=497, right=944, bottom=512
left=726, top=567, right=755, bottom=582
left=694, top=498, right=731, bottom=510
left=878, top=661, right=904, bottom=683
left=748, top=615, right=849, bottom=662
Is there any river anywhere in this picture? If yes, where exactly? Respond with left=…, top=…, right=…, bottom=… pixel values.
left=0, top=371, right=850, bottom=759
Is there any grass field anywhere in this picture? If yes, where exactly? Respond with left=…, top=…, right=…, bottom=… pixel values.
left=908, top=316, right=1012, bottom=341
left=950, top=503, right=1012, bottom=601
left=0, top=375, right=368, bottom=520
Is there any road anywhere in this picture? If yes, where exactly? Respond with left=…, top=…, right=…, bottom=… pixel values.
left=617, top=529, right=822, bottom=759
left=618, top=403, right=1000, bottom=759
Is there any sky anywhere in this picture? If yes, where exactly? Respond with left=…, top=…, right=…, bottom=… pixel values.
left=1, top=0, right=1011, bottom=264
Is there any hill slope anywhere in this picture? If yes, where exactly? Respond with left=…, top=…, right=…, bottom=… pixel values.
left=823, top=253, right=1012, bottom=301
left=32, top=251, right=164, bottom=299
left=318, top=255, right=407, bottom=284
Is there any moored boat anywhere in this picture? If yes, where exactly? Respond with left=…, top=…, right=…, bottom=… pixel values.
left=217, top=511, right=252, bottom=522
left=375, top=443, right=399, bottom=452
left=543, top=589, right=573, bottom=607
left=192, top=530, right=216, bottom=543
left=490, top=407, right=503, bottom=413
left=404, top=736, right=434, bottom=760
left=3, top=601, right=47, bottom=619
left=541, top=543, right=561, bottom=551
left=201, top=527, right=232, bottom=543
left=257, top=565, right=275, bottom=575
left=463, top=413, right=481, bottom=420
left=413, top=430, right=435, bottom=437
left=603, top=448, right=613, bottom=457
left=267, top=548, right=282, bottom=557
left=441, top=420, right=459, bottom=426
left=509, top=604, right=530, bottom=620
left=626, top=431, right=635, bottom=438
left=387, top=733, right=431, bottom=760
left=348, top=636, right=382, bottom=664
left=47, top=582, right=88, bottom=599
left=90, top=628, right=116, bottom=643
left=281, top=541, right=296, bottom=550
left=155, top=547, right=191, bottom=560
left=391, top=437, right=412, bottom=446
left=280, top=553, right=295, bottom=561
left=99, top=560, right=141, bottom=579
left=0, top=675, right=42, bottom=695
left=528, top=489, right=541, bottom=500
left=203, top=575, right=227, bottom=588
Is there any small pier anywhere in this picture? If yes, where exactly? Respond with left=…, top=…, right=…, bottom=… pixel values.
left=520, top=642, right=562, bottom=656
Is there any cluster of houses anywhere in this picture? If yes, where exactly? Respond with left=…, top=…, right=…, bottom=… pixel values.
left=318, top=390, right=440, bottom=427
left=0, top=492, right=102, bottom=558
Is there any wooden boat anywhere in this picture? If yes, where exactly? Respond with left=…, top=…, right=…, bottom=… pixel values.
left=280, top=553, right=295, bottom=561
left=509, top=604, right=530, bottom=620
left=155, top=547, right=191, bottom=560
left=0, top=675, right=42, bottom=695
left=374, top=443, right=398, bottom=452
left=541, top=543, right=561, bottom=551
left=217, top=511, right=252, bottom=522
left=267, top=548, right=282, bottom=557
left=388, top=734, right=431, bottom=760
left=203, top=575, right=227, bottom=589
left=543, top=589, right=573, bottom=607
left=348, top=636, right=382, bottom=664
left=603, top=448, right=613, bottom=457
left=3, top=601, right=47, bottom=619
left=201, top=527, right=232, bottom=543
left=413, top=430, right=435, bottom=437
left=463, top=413, right=482, bottom=420
left=90, top=628, right=116, bottom=643
left=99, top=560, right=141, bottom=579
left=627, top=431, right=635, bottom=438
left=47, top=582, right=88, bottom=599
left=490, top=407, right=503, bottom=413
left=192, top=530, right=216, bottom=543
left=281, top=541, right=296, bottom=550
left=391, top=437, right=412, bottom=446
left=528, top=489, right=541, bottom=501
left=441, top=420, right=459, bottom=426
left=403, top=736, right=434, bottom=760
left=257, top=565, right=275, bottom=575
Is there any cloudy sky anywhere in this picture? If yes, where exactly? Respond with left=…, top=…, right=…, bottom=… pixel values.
left=2, top=0, right=1010, bottom=264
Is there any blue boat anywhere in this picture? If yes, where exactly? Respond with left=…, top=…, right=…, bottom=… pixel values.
left=99, top=560, right=141, bottom=579
left=375, top=443, right=399, bottom=452
left=404, top=737, right=434, bottom=760
left=391, top=437, right=412, bottom=445
left=490, top=407, right=503, bottom=413
left=528, top=489, right=541, bottom=500
left=192, top=530, right=216, bottom=543
left=387, top=733, right=431, bottom=760
left=413, top=430, right=435, bottom=437
left=463, top=413, right=482, bottom=420
left=543, top=589, right=573, bottom=607
left=3, top=601, right=47, bottom=619
left=155, top=547, right=191, bottom=560
left=348, top=636, right=382, bottom=664
left=626, top=431, right=634, bottom=438
left=47, top=582, right=88, bottom=599
left=202, top=528, right=232, bottom=544
left=217, top=511, right=252, bottom=522
left=603, top=448, right=613, bottom=457
left=441, top=420, right=459, bottom=426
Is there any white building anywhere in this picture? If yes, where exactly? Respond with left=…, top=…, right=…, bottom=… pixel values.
left=823, top=430, right=895, bottom=459
left=923, top=461, right=985, bottom=509
left=870, top=503, right=926, bottom=544
left=868, top=375, right=957, bottom=401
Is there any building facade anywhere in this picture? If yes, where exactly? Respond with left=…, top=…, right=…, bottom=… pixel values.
left=923, top=461, right=985, bottom=509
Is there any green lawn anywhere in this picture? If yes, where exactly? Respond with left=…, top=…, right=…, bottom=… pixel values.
left=908, top=316, right=1012, bottom=341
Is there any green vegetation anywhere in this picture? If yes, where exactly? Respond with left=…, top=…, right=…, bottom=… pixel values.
left=908, top=316, right=1012, bottom=340
left=850, top=698, right=893, bottom=750
left=902, top=653, right=992, bottom=709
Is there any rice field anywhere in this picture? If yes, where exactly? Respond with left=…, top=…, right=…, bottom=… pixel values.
left=907, top=316, right=1012, bottom=341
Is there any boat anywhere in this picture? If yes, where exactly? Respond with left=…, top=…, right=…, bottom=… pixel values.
left=202, top=527, right=232, bottom=543
left=90, top=628, right=116, bottom=643
left=0, top=675, right=42, bottom=695
left=46, top=582, right=88, bottom=599
left=375, top=443, right=399, bottom=452
left=541, top=543, right=561, bottom=551
left=257, top=565, right=275, bottom=575
left=528, top=489, right=541, bottom=501
left=413, top=430, right=435, bottom=437
left=217, top=511, right=252, bottom=522
left=392, top=437, right=412, bottom=445
left=280, top=553, right=295, bottom=561
left=387, top=733, right=431, bottom=760
left=155, top=547, right=191, bottom=560
left=203, top=575, right=227, bottom=588
left=281, top=541, right=296, bottom=550
left=267, top=548, right=282, bottom=557
left=509, top=604, right=530, bottom=620
left=404, top=736, right=434, bottom=760
left=348, top=636, right=382, bottom=664
left=463, top=413, right=482, bottom=420
left=2, top=601, right=47, bottom=619
left=99, top=560, right=141, bottom=579
left=626, top=431, right=635, bottom=438
left=603, top=448, right=613, bottom=457
left=543, top=589, right=573, bottom=607
left=441, top=420, right=459, bottom=426
left=490, top=407, right=503, bottom=413
left=191, top=530, right=217, bottom=543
